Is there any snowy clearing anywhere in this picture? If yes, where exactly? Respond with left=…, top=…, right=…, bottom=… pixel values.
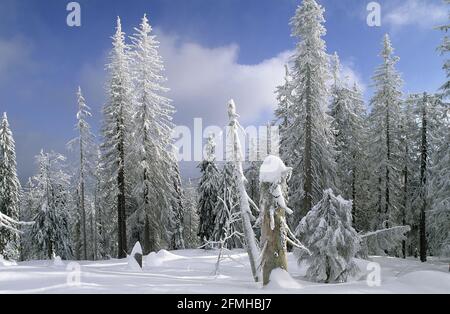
left=1, top=249, right=449, bottom=294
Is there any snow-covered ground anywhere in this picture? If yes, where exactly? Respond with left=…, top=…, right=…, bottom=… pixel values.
left=0, top=249, right=449, bottom=294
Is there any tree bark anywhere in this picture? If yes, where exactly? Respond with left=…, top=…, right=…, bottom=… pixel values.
left=143, top=214, right=151, bottom=255
left=303, top=68, right=313, bottom=218
left=117, top=112, right=127, bottom=258
left=419, top=93, right=428, bottom=263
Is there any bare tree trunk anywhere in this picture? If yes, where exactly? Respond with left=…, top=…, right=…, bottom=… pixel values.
left=228, top=100, right=260, bottom=283
left=385, top=108, right=391, bottom=229
left=419, top=93, right=428, bottom=263
left=303, top=69, right=313, bottom=218
left=260, top=182, right=288, bottom=286
left=80, top=179, right=87, bottom=260
left=351, top=164, right=357, bottom=229
left=402, top=164, right=408, bottom=259
left=143, top=214, right=151, bottom=255
left=117, top=113, right=127, bottom=258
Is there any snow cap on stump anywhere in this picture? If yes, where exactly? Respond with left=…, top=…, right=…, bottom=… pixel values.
left=260, top=155, right=292, bottom=184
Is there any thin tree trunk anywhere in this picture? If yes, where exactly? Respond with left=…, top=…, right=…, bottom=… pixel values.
left=385, top=108, right=391, bottom=229
left=143, top=214, right=151, bottom=255
left=419, top=93, right=428, bottom=263
left=80, top=179, right=87, bottom=260
left=303, top=68, right=313, bottom=218
left=117, top=112, right=127, bottom=258
left=229, top=100, right=260, bottom=282
left=351, top=165, right=357, bottom=229
left=402, top=163, right=408, bottom=259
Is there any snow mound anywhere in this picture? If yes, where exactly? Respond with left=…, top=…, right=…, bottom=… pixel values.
left=145, top=250, right=184, bottom=267
left=259, top=155, right=291, bottom=184
left=398, top=271, right=450, bottom=292
left=266, top=268, right=302, bottom=290
left=0, top=255, right=17, bottom=267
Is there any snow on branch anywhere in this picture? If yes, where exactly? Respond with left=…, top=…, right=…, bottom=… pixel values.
left=359, top=225, right=411, bottom=257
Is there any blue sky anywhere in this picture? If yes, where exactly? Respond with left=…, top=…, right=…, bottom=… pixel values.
left=0, top=0, right=447, bottom=181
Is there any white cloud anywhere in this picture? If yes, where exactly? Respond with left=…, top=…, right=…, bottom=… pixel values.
left=157, top=32, right=291, bottom=126
left=78, top=31, right=365, bottom=130
left=341, top=62, right=366, bottom=93
left=0, top=37, right=34, bottom=81
left=385, top=0, right=447, bottom=29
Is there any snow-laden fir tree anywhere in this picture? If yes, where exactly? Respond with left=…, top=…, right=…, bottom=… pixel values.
left=414, top=93, right=448, bottom=260
left=367, top=34, right=403, bottom=230
left=438, top=1, right=450, bottom=98
left=31, top=151, right=72, bottom=260
left=19, top=178, right=37, bottom=261
left=399, top=96, right=420, bottom=258
left=244, top=138, right=261, bottom=214
left=428, top=107, right=450, bottom=257
left=429, top=12, right=450, bottom=256
left=67, top=87, right=97, bottom=260
left=274, top=65, right=294, bottom=166
left=285, top=0, right=337, bottom=221
left=0, top=113, right=21, bottom=260
left=129, top=14, right=175, bottom=255
left=295, top=189, right=360, bottom=283
left=213, top=162, right=242, bottom=249
left=100, top=17, right=134, bottom=258
left=329, top=53, right=368, bottom=230
left=169, top=158, right=186, bottom=250
left=92, top=159, right=108, bottom=260
left=197, top=135, right=220, bottom=246
left=183, top=180, right=200, bottom=249
left=227, top=99, right=260, bottom=282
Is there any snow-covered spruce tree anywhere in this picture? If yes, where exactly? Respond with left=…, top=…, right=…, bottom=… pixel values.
left=213, top=162, right=242, bottom=249
left=31, top=151, right=73, bottom=260
left=285, top=0, right=337, bottom=222
left=67, top=87, right=97, bottom=260
left=183, top=180, right=200, bottom=248
left=413, top=93, right=449, bottom=260
left=197, top=135, right=220, bottom=246
left=100, top=17, right=133, bottom=258
left=418, top=93, right=430, bottom=262
left=93, top=159, right=109, bottom=260
left=128, top=14, right=175, bottom=255
left=295, top=189, right=360, bottom=283
left=367, top=34, right=403, bottom=230
left=274, top=65, right=294, bottom=166
left=329, top=53, right=368, bottom=230
left=398, top=96, right=420, bottom=258
left=0, top=113, right=21, bottom=260
left=428, top=107, right=450, bottom=257
left=429, top=16, right=450, bottom=256
left=438, top=1, right=450, bottom=98
left=227, top=99, right=260, bottom=283
left=169, top=158, right=186, bottom=250
left=19, top=178, right=37, bottom=261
